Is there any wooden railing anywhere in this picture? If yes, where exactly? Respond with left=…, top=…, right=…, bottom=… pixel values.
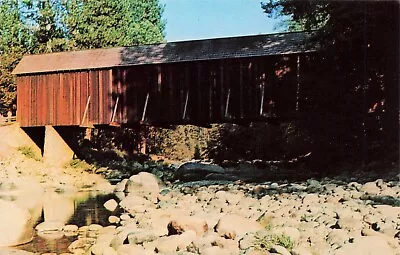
left=0, top=115, right=17, bottom=126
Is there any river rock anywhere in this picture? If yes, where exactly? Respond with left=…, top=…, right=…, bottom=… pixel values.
left=326, top=229, right=349, bottom=248
left=291, top=246, right=313, bottom=255
left=0, top=248, right=35, bottom=255
left=361, top=182, right=381, bottom=195
left=0, top=199, right=32, bottom=247
left=108, top=216, right=120, bottom=224
left=168, top=216, right=208, bottom=236
left=201, top=246, right=232, bottom=255
left=104, top=199, right=118, bottom=212
left=102, top=246, right=118, bottom=255
left=116, top=244, right=153, bottom=255
left=91, top=244, right=116, bottom=255
left=119, top=193, right=154, bottom=214
left=214, top=214, right=263, bottom=239
left=175, top=162, right=225, bottom=181
left=114, top=179, right=128, bottom=192
left=68, top=237, right=96, bottom=253
left=125, top=172, right=160, bottom=203
left=306, top=179, right=323, bottom=193
left=270, top=244, right=291, bottom=255
left=35, top=221, right=64, bottom=233
left=272, top=227, right=300, bottom=246
left=153, top=230, right=197, bottom=254
left=120, top=213, right=131, bottom=221
left=127, top=230, right=158, bottom=244
left=334, top=236, right=395, bottom=255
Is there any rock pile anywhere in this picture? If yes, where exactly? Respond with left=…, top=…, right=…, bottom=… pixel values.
left=68, top=171, right=400, bottom=255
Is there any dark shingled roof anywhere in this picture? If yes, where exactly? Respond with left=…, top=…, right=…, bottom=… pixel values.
left=13, top=31, right=318, bottom=75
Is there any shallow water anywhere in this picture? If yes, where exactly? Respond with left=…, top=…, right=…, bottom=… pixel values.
left=16, top=191, right=117, bottom=253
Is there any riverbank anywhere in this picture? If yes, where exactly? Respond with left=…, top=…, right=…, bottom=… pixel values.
left=0, top=144, right=399, bottom=255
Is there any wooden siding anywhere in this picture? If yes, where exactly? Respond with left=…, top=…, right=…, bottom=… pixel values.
left=112, top=55, right=303, bottom=125
left=17, top=69, right=113, bottom=127
left=16, top=54, right=313, bottom=127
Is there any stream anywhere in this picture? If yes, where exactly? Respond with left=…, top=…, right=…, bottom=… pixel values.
left=15, top=190, right=118, bottom=254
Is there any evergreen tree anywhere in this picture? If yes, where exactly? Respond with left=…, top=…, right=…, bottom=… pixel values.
left=63, top=0, right=165, bottom=49
left=0, top=0, right=165, bottom=113
left=0, top=0, right=32, bottom=113
left=262, top=1, right=399, bottom=164
left=32, top=0, right=70, bottom=53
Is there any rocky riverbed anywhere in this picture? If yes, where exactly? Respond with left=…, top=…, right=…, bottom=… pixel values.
left=23, top=167, right=400, bottom=255
left=0, top=150, right=399, bottom=255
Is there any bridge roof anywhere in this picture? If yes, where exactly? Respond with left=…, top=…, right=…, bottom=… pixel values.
left=13, top=31, right=317, bottom=75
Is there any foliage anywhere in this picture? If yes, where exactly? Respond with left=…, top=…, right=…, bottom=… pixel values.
left=147, top=125, right=210, bottom=161
left=0, top=0, right=165, bottom=113
left=0, top=51, right=22, bottom=114
left=252, top=232, right=294, bottom=251
left=67, top=158, right=91, bottom=170
left=63, top=0, right=164, bottom=49
left=17, top=146, right=42, bottom=161
left=0, top=0, right=32, bottom=113
left=206, top=122, right=312, bottom=162
left=261, top=1, right=399, bottom=165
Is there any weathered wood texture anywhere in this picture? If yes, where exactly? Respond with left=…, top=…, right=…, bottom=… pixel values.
left=16, top=54, right=314, bottom=127
left=17, top=70, right=112, bottom=127
left=110, top=55, right=311, bottom=125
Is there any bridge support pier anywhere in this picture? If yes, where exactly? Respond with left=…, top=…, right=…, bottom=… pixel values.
left=43, top=125, right=74, bottom=167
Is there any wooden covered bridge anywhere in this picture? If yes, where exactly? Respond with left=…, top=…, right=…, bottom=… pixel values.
left=13, top=31, right=318, bottom=128
left=11, top=31, right=318, bottom=165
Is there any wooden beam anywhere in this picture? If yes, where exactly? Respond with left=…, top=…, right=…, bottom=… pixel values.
left=296, top=55, right=300, bottom=112
left=141, top=93, right=150, bottom=122
left=220, top=63, right=224, bottom=118
left=197, top=62, right=202, bottom=120
left=239, top=60, right=244, bottom=119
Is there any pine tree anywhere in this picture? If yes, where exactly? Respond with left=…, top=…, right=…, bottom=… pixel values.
left=0, top=0, right=31, bottom=113
left=63, top=0, right=165, bottom=49
left=0, top=0, right=165, bottom=113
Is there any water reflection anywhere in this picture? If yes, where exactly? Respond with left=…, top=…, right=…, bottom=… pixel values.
left=16, top=191, right=117, bottom=253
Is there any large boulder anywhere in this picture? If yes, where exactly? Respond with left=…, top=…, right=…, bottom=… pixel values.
left=124, top=172, right=160, bottom=203
left=153, top=230, right=197, bottom=255
left=168, top=216, right=209, bottom=236
left=214, top=214, right=263, bottom=239
left=360, top=182, right=381, bottom=195
left=0, top=200, right=32, bottom=247
left=0, top=177, right=44, bottom=247
left=175, top=162, right=225, bottom=181
left=334, top=236, right=395, bottom=255
left=119, top=194, right=154, bottom=214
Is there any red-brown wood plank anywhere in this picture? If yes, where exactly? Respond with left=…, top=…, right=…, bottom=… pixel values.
left=48, top=73, right=54, bottom=125
left=98, top=70, right=103, bottom=124
left=81, top=72, right=89, bottom=126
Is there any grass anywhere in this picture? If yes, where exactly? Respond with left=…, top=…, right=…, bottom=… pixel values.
left=252, top=232, right=294, bottom=252
left=67, top=158, right=91, bottom=169
left=17, top=146, right=42, bottom=161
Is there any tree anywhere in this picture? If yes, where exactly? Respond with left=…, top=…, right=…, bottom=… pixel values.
left=262, top=1, right=399, bottom=165
left=0, top=0, right=32, bottom=113
left=30, top=0, right=70, bottom=53
left=63, top=0, right=165, bottom=49
left=0, top=0, right=165, bottom=113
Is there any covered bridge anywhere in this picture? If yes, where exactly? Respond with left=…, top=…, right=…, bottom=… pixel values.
left=13, top=31, right=318, bottom=128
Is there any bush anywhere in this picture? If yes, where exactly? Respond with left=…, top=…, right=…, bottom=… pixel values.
left=252, top=232, right=294, bottom=252
left=67, top=159, right=91, bottom=170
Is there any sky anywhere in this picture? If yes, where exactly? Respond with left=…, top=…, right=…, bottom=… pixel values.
left=160, top=0, right=286, bottom=42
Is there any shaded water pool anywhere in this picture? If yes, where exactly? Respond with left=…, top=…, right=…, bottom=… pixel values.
left=15, top=191, right=118, bottom=254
